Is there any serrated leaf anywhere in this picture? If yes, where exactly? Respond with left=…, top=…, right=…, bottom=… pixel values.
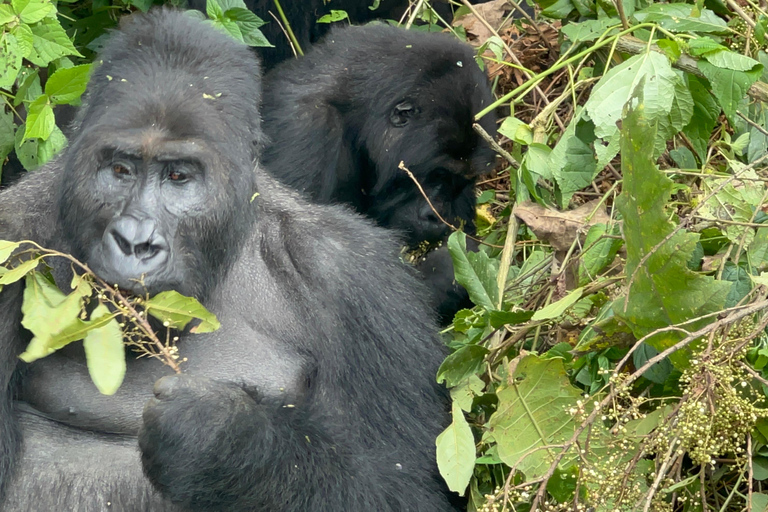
left=11, top=23, right=33, bottom=59
left=633, top=4, right=728, bottom=33
left=698, top=60, right=761, bottom=123
left=24, top=95, right=54, bottom=140
left=683, top=75, right=719, bottom=159
left=145, top=290, right=220, bottom=333
left=83, top=304, right=125, bottom=395
left=225, top=8, right=271, bottom=47
left=447, top=231, right=498, bottom=310
left=687, top=37, right=727, bottom=57
left=436, top=401, right=475, bottom=495
left=0, top=256, right=42, bottom=285
left=498, top=117, right=532, bottom=145
left=210, top=17, right=244, bottom=43
left=614, top=88, right=730, bottom=368
left=36, top=124, right=66, bottom=166
left=28, top=19, right=82, bottom=67
left=12, top=0, right=55, bottom=24
left=561, top=18, right=618, bottom=44
left=549, top=112, right=597, bottom=207
left=206, top=0, right=224, bottom=19
left=45, top=64, right=92, bottom=105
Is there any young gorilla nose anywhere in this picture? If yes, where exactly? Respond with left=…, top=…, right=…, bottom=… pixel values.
left=105, top=216, right=168, bottom=277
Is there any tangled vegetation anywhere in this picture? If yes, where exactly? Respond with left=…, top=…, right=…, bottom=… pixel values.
left=5, top=0, right=768, bottom=510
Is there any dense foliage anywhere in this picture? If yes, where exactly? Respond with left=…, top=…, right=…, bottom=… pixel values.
left=5, top=0, right=768, bottom=510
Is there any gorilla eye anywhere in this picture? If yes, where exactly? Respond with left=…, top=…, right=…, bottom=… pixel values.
left=390, top=101, right=419, bottom=127
left=168, top=170, right=187, bottom=182
left=112, top=163, right=132, bottom=176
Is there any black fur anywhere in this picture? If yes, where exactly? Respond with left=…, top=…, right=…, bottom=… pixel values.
left=260, top=24, right=497, bottom=324
left=0, top=9, right=455, bottom=511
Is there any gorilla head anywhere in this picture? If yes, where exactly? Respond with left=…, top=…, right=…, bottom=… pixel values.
left=261, top=24, right=497, bottom=249
left=58, top=14, right=263, bottom=299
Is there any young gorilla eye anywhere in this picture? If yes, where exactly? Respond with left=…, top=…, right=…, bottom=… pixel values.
left=389, top=100, right=419, bottom=127
left=167, top=167, right=190, bottom=183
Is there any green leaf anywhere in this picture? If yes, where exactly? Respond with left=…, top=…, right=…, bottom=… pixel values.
left=498, top=117, right=532, bottom=145
left=83, top=304, right=125, bottom=395
left=17, top=123, right=66, bottom=170
left=437, top=344, right=489, bottom=387
left=488, top=354, right=585, bottom=477
left=447, top=231, right=498, bottom=310
left=549, top=112, right=597, bottom=207
left=698, top=60, right=761, bottom=123
left=317, top=9, right=349, bottom=23
left=614, top=87, right=730, bottom=369
left=702, top=50, right=761, bottom=72
left=750, top=493, right=768, bottom=511
left=0, top=33, right=24, bottom=90
left=210, top=17, right=244, bottom=43
left=547, top=466, right=578, bottom=502
left=28, top=18, right=82, bottom=67
left=0, top=256, right=42, bottom=285
left=24, top=95, right=54, bottom=141
left=683, top=75, right=720, bottom=159
left=206, top=0, right=224, bottom=19
left=126, top=0, right=153, bottom=12
left=436, top=401, right=475, bottom=495
left=561, top=18, right=618, bottom=44
left=0, top=240, right=21, bottom=265
left=532, top=288, right=584, bottom=321
left=489, top=310, right=534, bottom=329
left=145, top=290, right=220, bottom=333
left=0, top=110, right=15, bottom=162
left=752, top=457, right=768, bottom=480
left=687, top=37, right=727, bottom=57
left=11, top=22, right=33, bottom=58
left=12, top=0, right=55, bottom=24
left=225, top=8, right=271, bottom=47
left=36, top=124, right=66, bottom=166
left=45, top=64, right=92, bottom=105
left=578, top=223, right=623, bottom=286
left=633, top=4, right=728, bottom=33
left=14, top=68, right=41, bottom=106
left=0, top=4, right=16, bottom=24
left=656, top=39, right=681, bottom=62
left=19, top=271, right=86, bottom=362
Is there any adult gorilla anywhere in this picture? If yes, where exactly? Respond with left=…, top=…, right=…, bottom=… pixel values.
left=0, top=9, right=455, bottom=511
left=261, top=25, right=497, bottom=324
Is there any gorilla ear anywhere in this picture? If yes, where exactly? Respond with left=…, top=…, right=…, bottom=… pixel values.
left=389, top=101, right=420, bottom=127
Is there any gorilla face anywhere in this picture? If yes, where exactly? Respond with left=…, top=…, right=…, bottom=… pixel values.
left=55, top=21, right=262, bottom=300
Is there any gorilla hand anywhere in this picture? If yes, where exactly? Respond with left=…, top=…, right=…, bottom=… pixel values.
left=139, top=375, right=265, bottom=508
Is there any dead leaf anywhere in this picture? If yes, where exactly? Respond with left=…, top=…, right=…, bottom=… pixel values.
left=513, top=200, right=611, bottom=251
left=452, top=0, right=512, bottom=45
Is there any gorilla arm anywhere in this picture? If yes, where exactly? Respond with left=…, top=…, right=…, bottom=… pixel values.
left=138, top=196, right=454, bottom=511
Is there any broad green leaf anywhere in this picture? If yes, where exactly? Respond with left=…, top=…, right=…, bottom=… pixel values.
left=46, top=310, right=115, bottom=349
left=0, top=33, right=24, bottom=90
left=687, top=37, right=727, bottom=57
left=35, top=124, right=66, bottom=166
left=225, top=8, right=271, bottom=47
left=498, top=117, right=532, bottom=145
left=437, top=344, right=489, bottom=387
left=549, top=112, right=597, bottom=207
left=10, top=22, right=33, bottom=58
left=698, top=61, right=761, bottom=122
left=211, top=17, right=244, bottom=43
left=19, top=271, right=85, bottom=362
left=27, top=19, right=82, bottom=67
left=561, top=18, right=618, bottom=44
left=0, top=110, right=15, bottom=162
left=447, top=231, right=498, bottom=310
left=656, top=39, right=681, bottom=62
left=16, top=123, right=66, bottom=170
left=216, top=0, right=247, bottom=10
left=702, top=50, right=761, bottom=72
left=578, top=223, right=623, bottom=286
left=614, top=89, right=730, bottom=368
left=633, top=4, right=728, bottom=33
left=0, top=241, right=21, bottom=265
left=488, top=354, right=585, bottom=477
left=14, top=69, right=41, bottom=106
left=683, top=75, right=720, bottom=159
left=0, top=4, right=16, bottom=24
left=532, top=288, right=584, bottom=321
left=436, top=401, right=475, bottom=495
left=0, top=256, right=42, bottom=285
left=145, top=290, right=220, bottom=333
left=317, top=9, right=349, bottom=23
left=12, top=0, right=55, bottom=24
left=45, top=64, right=92, bottom=105
left=750, top=493, right=768, bottom=511
left=450, top=374, right=485, bottom=412
left=489, top=310, right=534, bottom=329
left=206, top=0, right=224, bottom=19
left=83, top=304, right=125, bottom=395
left=24, top=95, right=54, bottom=141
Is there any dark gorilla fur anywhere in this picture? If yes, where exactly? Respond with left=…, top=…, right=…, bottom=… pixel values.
left=260, top=24, right=497, bottom=324
left=0, top=9, right=457, bottom=511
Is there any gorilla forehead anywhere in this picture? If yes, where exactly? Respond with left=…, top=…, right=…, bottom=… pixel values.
left=76, top=9, right=262, bottom=144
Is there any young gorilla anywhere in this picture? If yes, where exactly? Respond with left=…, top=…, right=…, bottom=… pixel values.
left=0, top=9, right=456, bottom=511
left=260, top=25, right=497, bottom=324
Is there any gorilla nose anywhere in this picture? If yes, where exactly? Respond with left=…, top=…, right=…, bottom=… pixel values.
left=107, top=217, right=168, bottom=264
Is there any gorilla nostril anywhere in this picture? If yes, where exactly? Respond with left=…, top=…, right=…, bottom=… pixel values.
left=134, top=242, right=162, bottom=260
left=111, top=230, right=133, bottom=256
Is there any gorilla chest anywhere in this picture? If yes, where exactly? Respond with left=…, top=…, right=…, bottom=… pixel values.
left=18, top=323, right=306, bottom=435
